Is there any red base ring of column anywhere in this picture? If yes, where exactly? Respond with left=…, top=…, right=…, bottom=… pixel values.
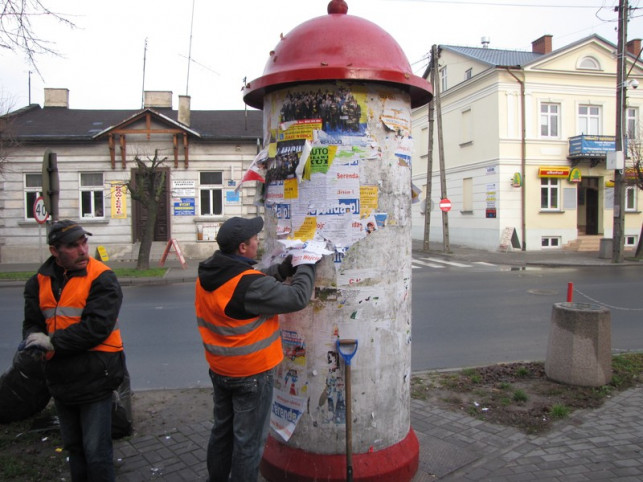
left=260, top=428, right=419, bottom=482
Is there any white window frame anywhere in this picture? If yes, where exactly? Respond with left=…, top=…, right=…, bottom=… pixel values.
left=541, top=236, right=561, bottom=248
left=578, top=105, right=601, bottom=135
left=199, top=171, right=224, bottom=216
left=540, top=102, right=560, bottom=138
left=24, top=173, right=43, bottom=221
left=626, top=107, right=638, bottom=140
left=625, top=185, right=637, bottom=212
left=540, top=178, right=560, bottom=211
left=577, top=56, right=601, bottom=70
left=440, top=66, right=447, bottom=92
left=79, top=172, right=105, bottom=219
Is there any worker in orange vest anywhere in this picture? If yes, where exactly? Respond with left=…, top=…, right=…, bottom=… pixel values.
left=22, top=219, right=125, bottom=481
left=195, top=216, right=316, bottom=482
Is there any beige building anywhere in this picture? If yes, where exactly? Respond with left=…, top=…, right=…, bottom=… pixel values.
left=0, top=89, right=263, bottom=263
left=411, top=34, right=643, bottom=252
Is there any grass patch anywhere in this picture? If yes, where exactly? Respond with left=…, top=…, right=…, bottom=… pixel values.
left=0, top=267, right=168, bottom=281
left=550, top=404, right=570, bottom=419
left=512, top=389, right=528, bottom=403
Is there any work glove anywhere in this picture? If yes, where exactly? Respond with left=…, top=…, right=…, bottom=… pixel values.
left=24, top=332, right=54, bottom=352
left=277, top=255, right=296, bottom=279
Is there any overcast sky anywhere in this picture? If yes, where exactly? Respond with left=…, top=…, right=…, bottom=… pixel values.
left=1, top=0, right=641, bottom=112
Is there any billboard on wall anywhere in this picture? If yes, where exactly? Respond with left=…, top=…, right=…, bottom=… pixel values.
left=568, top=135, right=619, bottom=158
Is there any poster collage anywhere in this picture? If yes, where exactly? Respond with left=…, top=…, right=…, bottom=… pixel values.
left=239, top=82, right=415, bottom=440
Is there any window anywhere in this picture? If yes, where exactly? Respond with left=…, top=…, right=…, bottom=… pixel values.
left=24, top=173, right=43, bottom=220
left=462, top=177, right=473, bottom=212
left=200, top=171, right=223, bottom=216
left=626, top=107, right=638, bottom=139
left=540, top=178, right=559, bottom=210
left=541, top=236, right=561, bottom=248
left=578, top=105, right=600, bottom=135
left=440, top=67, right=447, bottom=92
left=577, top=56, right=600, bottom=70
left=625, top=185, right=637, bottom=212
left=80, top=172, right=105, bottom=218
left=625, top=235, right=637, bottom=247
left=540, top=103, right=559, bottom=137
left=464, top=68, right=472, bottom=80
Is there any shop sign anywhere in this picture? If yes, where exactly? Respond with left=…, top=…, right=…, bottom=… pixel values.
left=511, top=172, right=522, bottom=187
left=568, top=168, right=582, bottom=183
left=538, top=166, right=570, bottom=178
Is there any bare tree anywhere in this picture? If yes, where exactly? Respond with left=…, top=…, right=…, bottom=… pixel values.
left=0, top=100, right=18, bottom=174
left=125, top=151, right=167, bottom=270
left=0, top=0, right=75, bottom=75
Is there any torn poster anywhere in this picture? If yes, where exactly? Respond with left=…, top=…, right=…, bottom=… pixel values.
left=270, top=388, right=307, bottom=442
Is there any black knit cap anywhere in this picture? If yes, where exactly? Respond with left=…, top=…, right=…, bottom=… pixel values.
left=48, top=219, right=93, bottom=246
left=216, top=216, right=263, bottom=254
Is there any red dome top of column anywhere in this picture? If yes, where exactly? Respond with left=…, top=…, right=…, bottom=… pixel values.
left=243, top=0, right=433, bottom=109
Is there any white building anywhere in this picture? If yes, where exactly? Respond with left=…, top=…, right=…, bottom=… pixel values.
left=0, top=89, right=263, bottom=263
left=411, top=35, right=643, bottom=252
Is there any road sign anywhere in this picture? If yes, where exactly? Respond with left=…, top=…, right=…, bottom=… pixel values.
left=439, top=198, right=452, bottom=212
left=33, top=196, right=49, bottom=224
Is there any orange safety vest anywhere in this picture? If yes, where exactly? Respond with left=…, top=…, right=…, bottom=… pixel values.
left=38, top=258, right=123, bottom=353
left=195, top=269, right=283, bottom=377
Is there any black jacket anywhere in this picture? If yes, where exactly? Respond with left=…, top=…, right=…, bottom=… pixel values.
left=197, top=251, right=316, bottom=316
left=23, top=256, right=125, bottom=405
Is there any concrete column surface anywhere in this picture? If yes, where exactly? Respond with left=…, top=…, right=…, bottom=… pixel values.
left=545, top=302, right=612, bottom=387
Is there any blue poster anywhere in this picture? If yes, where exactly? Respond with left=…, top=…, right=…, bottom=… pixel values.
left=173, top=197, right=195, bottom=216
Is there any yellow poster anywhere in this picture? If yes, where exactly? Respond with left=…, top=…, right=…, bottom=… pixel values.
left=110, top=182, right=127, bottom=219
left=360, top=185, right=378, bottom=217
left=283, top=178, right=299, bottom=199
left=293, top=217, right=317, bottom=241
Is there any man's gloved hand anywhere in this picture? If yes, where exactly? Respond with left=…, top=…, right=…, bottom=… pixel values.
left=278, top=255, right=296, bottom=279
left=24, top=332, right=54, bottom=352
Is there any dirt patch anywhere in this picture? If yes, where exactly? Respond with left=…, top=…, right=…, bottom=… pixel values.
left=411, top=358, right=641, bottom=435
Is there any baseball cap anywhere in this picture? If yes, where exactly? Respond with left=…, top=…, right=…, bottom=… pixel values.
left=48, top=220, right=93, bottom=246
left=216, top=216, right=264, bottom=254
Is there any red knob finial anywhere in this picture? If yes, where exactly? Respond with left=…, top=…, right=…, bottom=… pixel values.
left=328, top=0, right=348, bottom=14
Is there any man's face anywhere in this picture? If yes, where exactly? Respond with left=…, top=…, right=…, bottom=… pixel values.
left=50, top=236, right=90, bottom=271
left=240, top=234, right=259, bottom=259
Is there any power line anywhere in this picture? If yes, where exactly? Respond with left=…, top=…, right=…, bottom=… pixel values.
left=386, top=0, right=619, bottom=8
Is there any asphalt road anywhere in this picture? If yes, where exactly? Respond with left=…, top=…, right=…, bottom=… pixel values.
left=1, top=265, right=642, bottom=390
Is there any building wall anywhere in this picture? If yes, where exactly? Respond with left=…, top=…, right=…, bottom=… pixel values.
left=411, top=37, right=643, bottom=252
left=0, top=140, right=262, bottom=263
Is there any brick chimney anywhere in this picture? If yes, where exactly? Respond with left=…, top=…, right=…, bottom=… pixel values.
left=627, top=39, right=641, bottom=57
left=532, top=35, right=553, bottom=55
left=178, top=95, right=191, bottom=127
left=44, top=88, right=69, bottom=108
left=144, top=91, right=173, bottom=109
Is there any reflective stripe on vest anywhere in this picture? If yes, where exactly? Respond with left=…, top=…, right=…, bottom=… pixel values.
left=195, top=270, right=283, bottom=377
left=38, top=258, right=123, bottom=353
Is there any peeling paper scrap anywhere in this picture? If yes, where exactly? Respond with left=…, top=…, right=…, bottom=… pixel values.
left=270, top=389, right=307, bottom=442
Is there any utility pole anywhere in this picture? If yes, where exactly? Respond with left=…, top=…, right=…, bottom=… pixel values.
left=423, top=46, right=437, bottom=252
left=612, top=0, right=628, bottom=263
left=433, top=47, right=450, bottom=253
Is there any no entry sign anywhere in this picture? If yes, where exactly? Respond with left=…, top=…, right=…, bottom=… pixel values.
left=439, top=198, right=452, bottom=212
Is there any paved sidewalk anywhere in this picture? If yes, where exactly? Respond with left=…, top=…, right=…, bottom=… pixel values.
left=3, top=244, right=641, bottom=480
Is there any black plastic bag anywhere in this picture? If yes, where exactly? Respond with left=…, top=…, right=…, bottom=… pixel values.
left=111, top=367, right=133, bottom=439
left=0, top=348, right=51, bottom=423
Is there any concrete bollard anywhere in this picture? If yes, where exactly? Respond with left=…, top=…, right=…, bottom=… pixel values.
left=545, top=302, right=612, bottom=387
